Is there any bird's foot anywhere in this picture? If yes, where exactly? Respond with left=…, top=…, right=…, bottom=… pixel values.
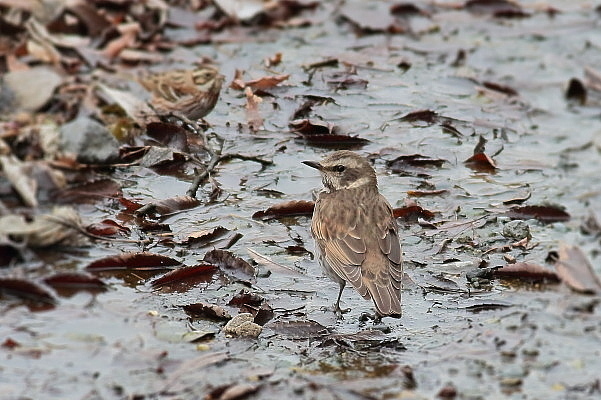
left=334, top=306, right=351, bottom=319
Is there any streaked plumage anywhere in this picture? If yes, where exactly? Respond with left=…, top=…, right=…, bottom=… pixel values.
left=303, top=151, right=402, bottom=317
left=139, top=64, right=224, bottom=120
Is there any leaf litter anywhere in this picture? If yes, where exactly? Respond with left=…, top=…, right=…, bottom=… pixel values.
left=1, top=1, right=601, bottom=399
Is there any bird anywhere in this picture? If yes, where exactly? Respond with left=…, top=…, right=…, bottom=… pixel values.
left=138, top=64, right=224, bottom=121
left=303, top=150, right=403, bottom=318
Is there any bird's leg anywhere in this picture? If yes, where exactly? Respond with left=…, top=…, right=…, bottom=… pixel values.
left=334, top=282, right=351, bottom=318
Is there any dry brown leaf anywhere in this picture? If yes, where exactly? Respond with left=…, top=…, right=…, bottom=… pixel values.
left=556, top=243, right=601, bottom=294
left=0, top=155, right=38, bottom=207
left=0, top=207, right=87, bottom=247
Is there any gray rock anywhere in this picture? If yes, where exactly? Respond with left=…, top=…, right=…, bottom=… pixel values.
left=502, top=220, right=531, bottom=241
left=223, top=313, right=262, bottom=338
left=60, top=117, right=120, bottom=164
left=1, top=67, right=62, bottom=112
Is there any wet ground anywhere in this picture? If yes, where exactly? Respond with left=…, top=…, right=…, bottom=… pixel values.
left=1, top=1, right=601, bottom=399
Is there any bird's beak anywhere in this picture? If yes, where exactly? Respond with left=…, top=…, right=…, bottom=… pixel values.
left=302, top=160, right=323, bottom=170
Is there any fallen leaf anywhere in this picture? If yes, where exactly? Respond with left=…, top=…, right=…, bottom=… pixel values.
left=393, top=205, right=435, bottom=221
left=206, top=383, right=261, bottom=400
left=399, top=109, right=440, bottom=124
left=406, top=189, right=448, bottom=197
left=506, top=205, right=570, bottom=223
left=245, top=74, right=289, bottom=90
left=150, top=264, right=217, bottom=288
left=465, top=152, right=497, bottom=172
left=482, top=81, right=518, bottom=96
left=267, top=320, right=330, bottom=339
left=493, top=262, right=560, bottom=283
left=555, top=243, right=601, bottom=294
left=203, top=249, right=256, bottom=277
left=252, top=200, right=315, bottom=220
left=86, top=252, right=181, bottom=271
left=0, top=207, right=86, bottom=247
left=0, top=155, right=38, bottom=207
left=182, top=302, right=231, bottom=321
left=0, top=278, right=56, bottom=305
left=464, top=0, right=523, bottom=15
left=387, top=154, right=447, bottom=177
left=53, top=179, right=122, bottom=204
left=86, top=219, right=130, bottom=236
left=43, top=272, right=107, bottom=296
left=146, top=122, right=190, bottom=152
left=135, top=195, right=201, bottom=216
left=181, top=226, right=230, bottom=248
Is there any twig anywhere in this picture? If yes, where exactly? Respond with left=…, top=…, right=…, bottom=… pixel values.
left=186, top=134, right=225, bottom=198
left=219, top=153, right=274, bottom=167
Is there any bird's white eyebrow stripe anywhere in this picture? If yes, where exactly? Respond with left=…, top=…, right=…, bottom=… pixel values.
left=345, top=176, right=372, bottom=189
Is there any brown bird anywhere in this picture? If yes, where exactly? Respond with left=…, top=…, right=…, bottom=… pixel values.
left=303, top=151, right=403, bottom=318
left=139, top=64, right=224, bottom=120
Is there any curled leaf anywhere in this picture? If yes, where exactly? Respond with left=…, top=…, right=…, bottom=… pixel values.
left=252, top=200, right=315, bottom=220
left=86, top=252, right=181, bottom=271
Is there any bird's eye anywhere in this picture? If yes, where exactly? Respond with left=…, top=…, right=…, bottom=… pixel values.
left=333, top=165, right=345, bottom=172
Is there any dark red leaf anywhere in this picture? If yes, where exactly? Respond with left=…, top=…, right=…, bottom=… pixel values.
left=493, top=262, right=560, bottom=282
left=465, top=0, right=522, bottom=15
left=2, top=338, right=20, bottom=349
left=150, top=264, right=217, bottom=288
left=506, top=205, right=570, bottom=223
left=203, top=249, right=256, bottom=276
left=43, top=272, right=107, bottom=289
left=437, top=384, right=458, bottom=399
left=406, top=189, right=449, bottom=197
left=151, top=195, right=201, bottom=215
left=393, top=205, right=435, bottom=221
left=86, top=219, right=130, bottom=236
left=138, top=220, right=172, bottom=233
left=229, top=290, right=265, bottom=307
left=299, top=134, right=370, bottom=147
left=465, top=152, right=497, bottom=172
left=289, top=119, right=334, bottom=136
left=555, top=244, right=601, bottom=294
left=399, top=109, right=440, bottom=124
left=0, top=278, right=56, bottom=305
left=182, top=226, right=230, bottom=248
left=390, top=3, right=426, bottom=16
left=253, top=200, right=315, bottom=220
left=53, top=179, right=122, bottom=204
left=245, top=74, right=290, bottom=90
left=387, top=154, right=447, bottom=176
left=482, top=81, right=518, bottom=96
left=254, top=303, right=274, bottom=326
left=86, top=252, right=181, bottom=271
left=502, top=192, right=531, bottom=205
left=119, top=197, right=144, bottom=212
left=119, top=146, right=149, bottom=164
left=182, top=302, right=231, bottom=321
left=146, top=122, right=189, bottom=152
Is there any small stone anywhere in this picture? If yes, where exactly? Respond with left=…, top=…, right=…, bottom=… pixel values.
left=223, top=313, right=262, bottom=338
left=60, top=116, right=120, bottom=164
left=502, top=220, right=531, bottom=241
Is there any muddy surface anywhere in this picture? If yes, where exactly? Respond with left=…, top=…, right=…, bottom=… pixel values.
left=1, top=1, right=600, bottom=399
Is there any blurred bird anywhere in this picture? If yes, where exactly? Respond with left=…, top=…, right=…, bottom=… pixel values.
left=303, top=150, right=403, bottom=318
left=138, top=64, right=224, bottom=121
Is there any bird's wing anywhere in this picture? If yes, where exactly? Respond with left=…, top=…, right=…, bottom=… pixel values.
left=312, top=191, right=402, bottom=315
